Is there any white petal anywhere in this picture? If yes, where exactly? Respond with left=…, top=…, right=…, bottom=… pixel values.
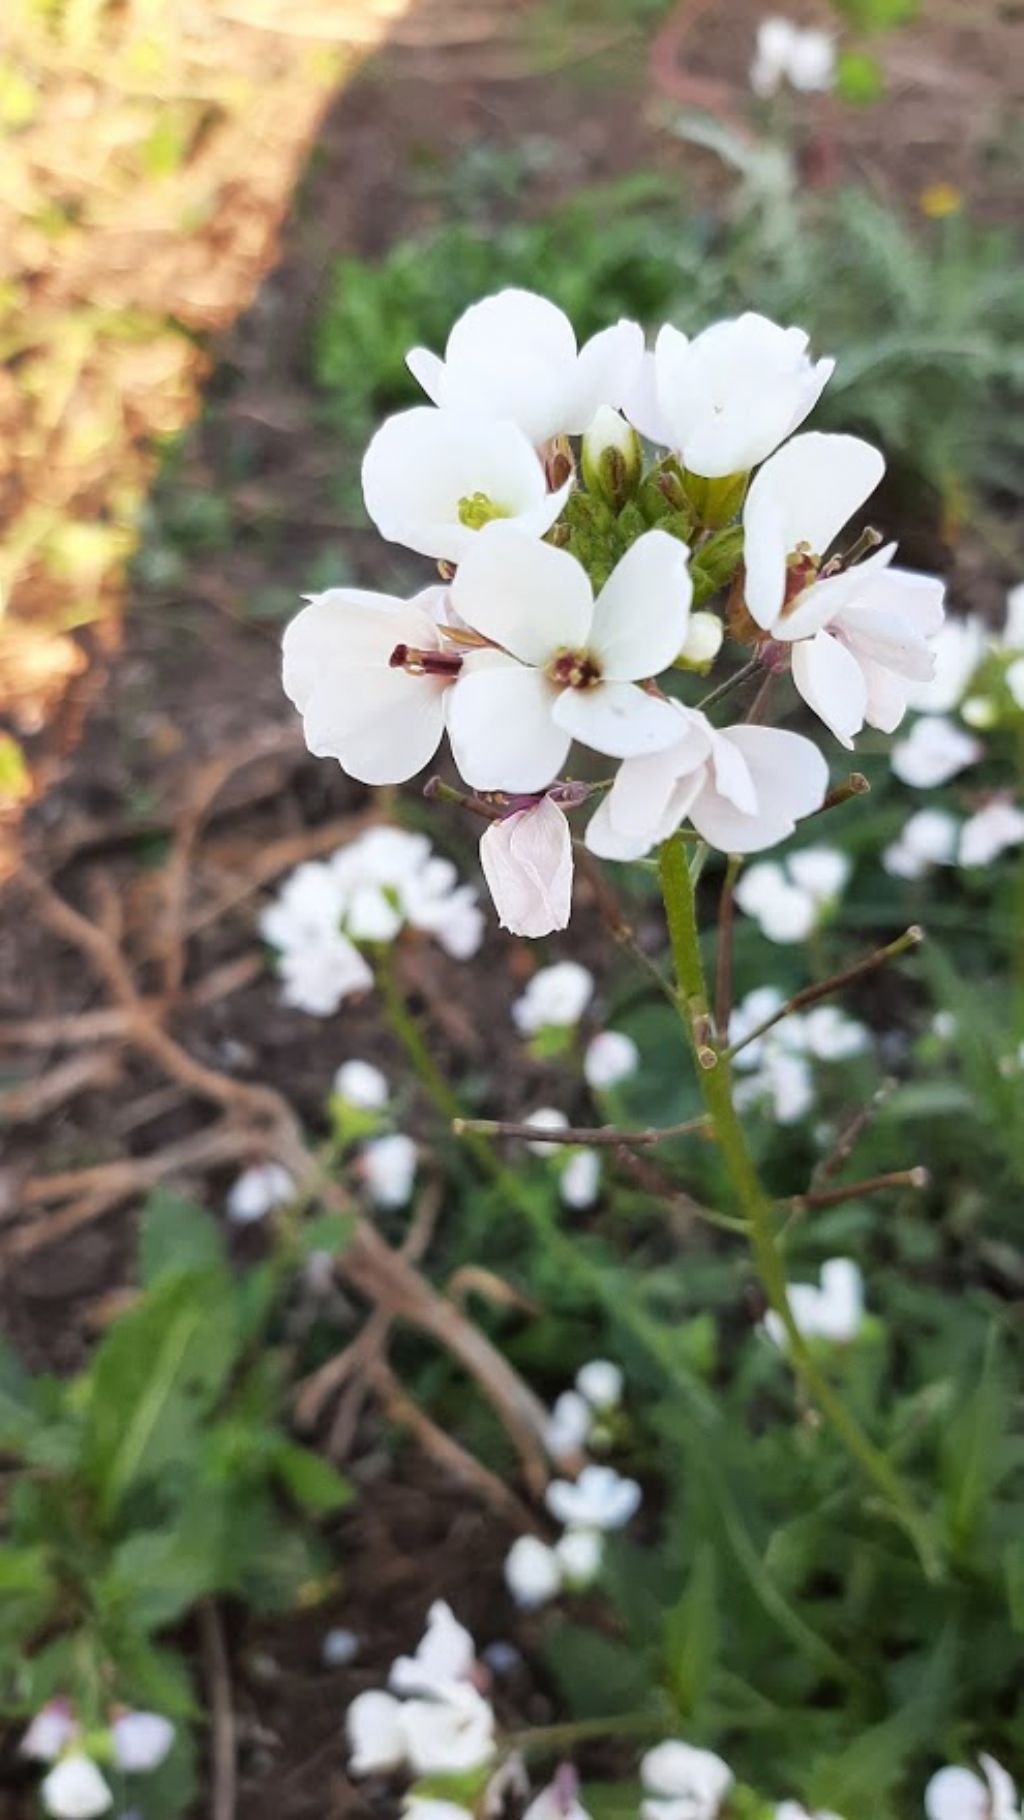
left=405, top=345, right=446, bottom=404
left=561, top=319, right=646, bottom=434
left=857, top=655, right=910, bottom=734
left=479, top=796, right=573, bottom=937
left=621, top=347, right=671, bottom=444
left=689, top=725, right=828, bottom=852
left=451, top=522, right=593, bottom=663
left=40, top=1757, right=112, bottom=1820
left=924, top=1766, right=988, bottom=1820
left=553, top=680, right=684, bottom=759
left=111, top=1713, right=175, bottom=1774
left=890, top=715, right=981, bottom=788
left=743, top=432, right=885, bottom=628
left=776, top=543, right=897, bottom=643
left=591, top=530, right=693, bottom=680
left=504, top=1535, right=562, bottom=1608
left=447, top=652, right=569, bottom=792
left=791, top=630, right=868, bottom=747
left=361, top=407, right=556, bottom=561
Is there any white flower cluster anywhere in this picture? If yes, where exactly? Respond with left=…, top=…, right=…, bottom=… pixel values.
left=347, top=1601, right=495, bottom=1785
left=330, top=1060, right=420, bottom=1208
left=282, top=289, right=947, bottom=939
left=21, top=1701, right=175, bottom=1818
left=764, top=1258, right=865, bottom=1350
left=884, top=800, right=1024, bottom=878
left=925, top=1754, right=1020, bottom=1820
left=505, top=1362, right=635, bottom=1610
left=730, top=986, right=870, bottom=1126
left=735, top=846, right=850, bottom=944
left=750, top=16, right=836, bottom=97
left=260, top=825, right=484, bottom=1015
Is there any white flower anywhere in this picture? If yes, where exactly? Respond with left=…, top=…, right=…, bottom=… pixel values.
left=360, top=1133, right=417, bottom=1208
left=765, top=1258, right=865, bottom=1349
left=226, top=1162, right=295, bottom=1226
left=329, top=826, right=484, bottom=961
left=891, top=716, right=982, bottom=788
left=735, top=847, right=849, bottom=944
left=110, top=1712, right=175, bottom=1774
left=776, top=1806, right=845, bottom=1820
left=799, top=1006, right=870, bottom=1063
left=742, top=433, right=946, bottom=747
left=524, top=1780, right=594, bottom=1820
left=260, top=859, right=344, bottom=951
left=21, top=1703, right=78, bottom=1763
left=925, top=1755, right=1019, bottom=1820
left=505, top=1534, right=563, bottom=1608
left=576, top=1359, right=623, bottom=1410
left=641, top=1740, right=734, bottom=1820
left=400, top=862, right=485, bottom=960
left=584, top=1030, right=640, bottom=1090
left=406, top=290, right=643, bottom=448
left=403, top=1801, right=476, bottom=1820
left=545, top=1463, right=641, bottom=1531
left=334, top=1059, right=390, bottom=1110
left=555, top=1526, right=604, bottom=1586
left=728, top=985, right=786, bottom=1062
left=959, top=800, right=1024, bottom=867
left=283, top=585, right=456, bottom=786
left=586, top=705, right=828, bottom=859
left=40, top=1756, right=113, bottom=1820
left=560, top=1148, right=602, bottom=1209
left=904, top=615, right=988, bottom=714
left=513, top=961, right=595, bottom=1034
left=278, top=934, right=373, bottom=1016
left=402, top=1687, right=496, bottom=1777
left=1006, top=658, right=1024, bottom=709
left=389, top=1600, right=476, bottom=1698
left=480, top=794, right=574, bottom=937
left=347, top=1689, right=408, bottom=1776
left=627, top=314, right=833, bottom=478
left=883, top=808, right=959, bottom=880
left=545, top=1389, right=591, bottom=1460
left=447, top=525, right=692, bottom=792
left=735, top=1049, right=814, bottom=1126
left=362, top=407, right=571, bottom=563
left=524, top=1107, right=571, bottom=1156
left=751, top=17, right=836, bottom=96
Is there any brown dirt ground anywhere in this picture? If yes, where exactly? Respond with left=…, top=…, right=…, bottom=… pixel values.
left=1, top=0, right=1022, bottom=1813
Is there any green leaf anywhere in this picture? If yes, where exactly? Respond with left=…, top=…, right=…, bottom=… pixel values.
left=139, top=1191, right=225, bottom=1287
left=273, top=1443, right=353, bottom=1515
left=299, top=1212, right=357, bottom=1258
left=836, top=50, right=886, bottom=105
left=544, top=1621, right=657, bottom=1720
left=663, top=1543, right=718, bottom=1715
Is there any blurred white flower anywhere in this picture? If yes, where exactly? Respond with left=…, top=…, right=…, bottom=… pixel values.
left=480, top=795, right=574, bottom=938
left=513, top=962, right=595, bottom=1034
left=505, top=1534, right=563, bottom=1609
left=1004, top=583, right=1024, bottom=649
left=735, top=847, right=849, bottom=944
left=110, top=1713, right=175, bottom=1775
left=883, top=808, right=959, bottom=880
left=360, top=1134, right=417, bottom=1208
left=742, top=433, right=945, bottom=748
left=21, top=1703, right=78, bottom=1763
left=584, top=1030, right=640, bottom=1090
left=575, top=1359, right=623, bottom=1410
left=362, top=407, right=570, bottom=563
left=555, top=1526, right=604, bottom=1587
left=641, top=1739, right=734, bottom=1820
left=226, top=1162, right=294, bottom=1226
left=524, top=1778, right=594, bottom=1820
left=776, top=1805, right=845, bottom=1820
left=545, top=1463, right=641, bottom=1531
left=446, top=525, right=692, bottom=793
left=626, top=314, right=833, bottom=478
left=333, top=1059, right=390, bottom=1111
left=347, top=1689, right=408, bottom=1776
left=800, top=1006, right=871, bottom=1063
left=925, top=1755, right=1019, bottom=1820
left=730, top=991, right=867, bottom=1127
left=904, top=615, right=987, bottom=715
left=40, top=1756, right=112, bottom=1820
left=322, top=1627, right=360, bottom=1667
left=403, top=1800, right=476, bottom=1820
left=1006, top=659, right=1024, bottom=709
left=891, top=716, right=982, bottom=788
left=765, top=1259, right=865, bottom=1349
left=560, top=1148, right=602, bottom=1209
left=525, top=1107, right=571, bottom=1156
left=407, top=289, right=643, bottom=448
left=545, top=1389, right=592, bottom=1460
left=389, top=1601, right=476, bottom=1698
left=959, top=800, right=1024, bottom=867
left=587, top=706, right=828, bottom=859
left=402, top=1687, right=496, bottom=1777
left=751, top=17, right=836, bottom=95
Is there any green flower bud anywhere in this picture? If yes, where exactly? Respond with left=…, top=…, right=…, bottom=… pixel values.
left=580, top=406, right=642, bottom=513
left=677, top=610, right=724, bottom=672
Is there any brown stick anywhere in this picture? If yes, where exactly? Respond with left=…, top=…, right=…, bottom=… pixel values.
left=0, top=1049, right=121, bottom=1124
left=199, top=1600, right=236, bottom=1820
left=370, top=1361, right=536, bottom=1529
left=723, top=928, right=924, bottom=1061
left=789, top=1168, right=929, bottom=1215
left=452, top=1114, right=709, bottom=1149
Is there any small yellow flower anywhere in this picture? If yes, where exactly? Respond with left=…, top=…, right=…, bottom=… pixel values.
left=919, top=181, right=963, bottom=220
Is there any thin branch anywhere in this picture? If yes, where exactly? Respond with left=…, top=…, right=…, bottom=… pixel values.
left=614, top=1146, right=749, bottom=1235
left=789, top=1168, right=929, bottom=1215
left=810, top=1078, right=897, bottom=1190
left=714, top=855, right=742, bottom=1040
left=812, top=772, right=871, bottom=819
left=697, top=656, right=762, bottom=713
left=370, top=1361, right=536, bottom=1529
left=723, top=927, right=924, bottom=1061
left=574, top=847, right=678, bottom=1011
left=0, top=1049, right=121, bottom=1124
left=452, top=1114, right=710, bottom=1149
left=199, top=1601, right=236, bottom=1820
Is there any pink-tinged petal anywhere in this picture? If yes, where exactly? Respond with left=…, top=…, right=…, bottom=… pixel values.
left=791, top=630, right=868, bottom=747
left=553, top=680, right=683, bottom=759
left=561, top=320, right=646, bottom=433
left=776, top=543, right=896, bottom=643
left=451, top=523, right=593, bottom=664
left=480, top=796, right=573, bottom=937
left=833, top=601, right=935, bottom=681
left=688, top=726, right=828, bottom=852
left=361, top=408, right=553, bottom=561
left=604, top=706, right=710, bottom=837
left=447, top=652, right=569, bottom=792
left=591, top=530, right=693, bottom=679
left=705, top=724, right=758, bottom=814
left=405, top=345, right=446, bottom=404
left=857, top=655, right=909, bottom=734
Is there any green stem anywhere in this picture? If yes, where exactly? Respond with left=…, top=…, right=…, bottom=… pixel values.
left=656, top=834, right=941, bottom=1581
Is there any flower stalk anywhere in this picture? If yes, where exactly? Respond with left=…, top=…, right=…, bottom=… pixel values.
left=656, top=831, right=941, bottom=1580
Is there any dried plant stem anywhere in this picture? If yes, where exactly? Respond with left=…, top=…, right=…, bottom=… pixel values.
left=657, top=833, right=941, bottom=1580
left=451, top=1114, right=710, bottom=1149
left=723, top=926, right=924, bottom=1062
left=790, top=1167, right=929, bottom=1215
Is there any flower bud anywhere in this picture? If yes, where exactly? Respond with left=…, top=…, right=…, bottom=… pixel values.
left=677, top=611, right=724, bottom=673
left=581, top=406, right=642, bottom=513
left=40, top=1755, right=112, bottom=1820
left=480, top=795, right=573, bottom=938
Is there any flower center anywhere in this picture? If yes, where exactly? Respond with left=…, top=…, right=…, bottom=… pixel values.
left=548, top=647, right=602, bottom=690
left=779, top=545, right=820, bottom=615
left=457, top=492, right=512, bottom=530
